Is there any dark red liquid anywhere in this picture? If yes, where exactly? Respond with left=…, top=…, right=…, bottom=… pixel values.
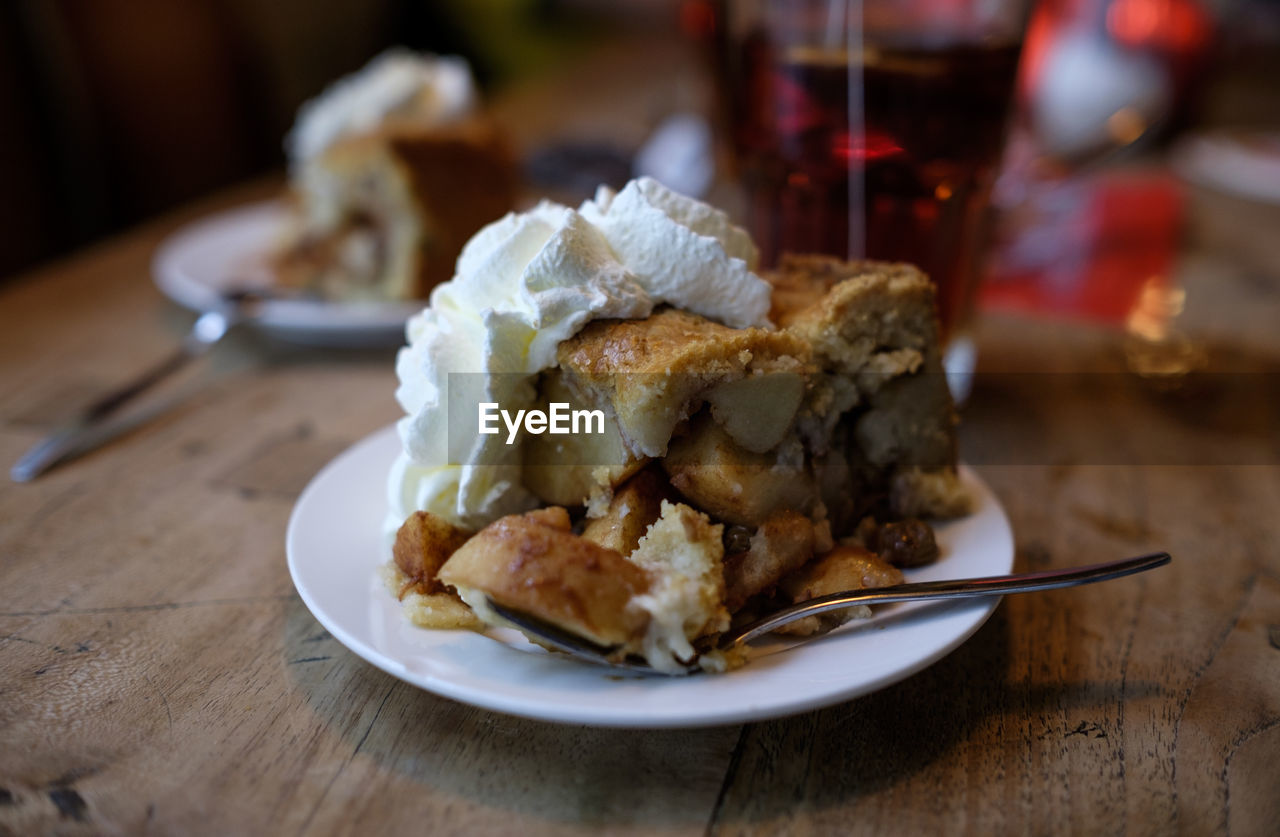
left=731, top=39, right=1022, bottom=336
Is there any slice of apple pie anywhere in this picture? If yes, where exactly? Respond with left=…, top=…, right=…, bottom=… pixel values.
left=384, top=179, right=969, bottom=673
left=271, top=50, right=517, bottom=302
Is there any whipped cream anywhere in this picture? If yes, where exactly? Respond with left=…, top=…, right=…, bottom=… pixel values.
left=389, top=177, right=772, bottom=531
left=286, top=49, right=476, bottom=167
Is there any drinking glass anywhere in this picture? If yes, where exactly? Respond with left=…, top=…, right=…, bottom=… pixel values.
left=718, top=0, right=1030, bottom=357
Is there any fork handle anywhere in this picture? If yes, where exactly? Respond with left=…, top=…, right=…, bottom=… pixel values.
left=10, top=310, right=233, bottom=482
left=722, top=551, right=1171, bottom=648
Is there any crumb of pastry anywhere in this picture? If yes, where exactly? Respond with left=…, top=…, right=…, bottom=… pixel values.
left=628, top=500, right=730, bottom=672
left=380, top=562, right=484, bottom=630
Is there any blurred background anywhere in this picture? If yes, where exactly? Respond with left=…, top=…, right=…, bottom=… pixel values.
left=2, top=0, right=1279, bottom=311
left=0, top=0, right=690, bottom=279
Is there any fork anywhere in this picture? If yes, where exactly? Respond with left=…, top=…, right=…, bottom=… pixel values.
left=484, top=551, right=1171, bottom=675
left=9, top=288, right=278, bottom=482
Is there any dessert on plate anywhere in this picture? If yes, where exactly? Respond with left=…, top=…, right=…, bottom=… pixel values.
left=383, top=177, right=970, bottom=673
left=271, top=50, right=517, bottom=302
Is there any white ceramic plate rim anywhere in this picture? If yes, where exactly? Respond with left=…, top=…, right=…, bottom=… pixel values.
left=286, top=424, right=1014, bottom=728
left=151, top=201, right=420, bottom=346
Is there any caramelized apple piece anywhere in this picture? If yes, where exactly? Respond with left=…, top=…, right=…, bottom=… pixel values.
left=438, top=507, right=650, bottom=648
left=704, top=371, right=805, bottom=454
left=522, top=370, right=647, bottom=507
left=774, top=545, right=904, bottom=636
left=662, top=413, right=816, bottom=527
left=722, top=511, right=816, bottom=613
left=779, top=544, right=903, bottom=601
left=580, top=468, right=671, bottom=557
left=392, top=511, right=471, bottom=596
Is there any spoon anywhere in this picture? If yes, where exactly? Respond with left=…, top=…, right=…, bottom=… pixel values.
left=485, top=551, right=1171, bottom=675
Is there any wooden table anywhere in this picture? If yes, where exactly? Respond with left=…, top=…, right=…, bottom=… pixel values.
left=4, top=47, right=1280, bottom=837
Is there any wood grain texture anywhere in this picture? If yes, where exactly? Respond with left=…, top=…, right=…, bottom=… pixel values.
left=2, top=40, right=1280, bottom=837
left=2, top=204, right=1275, bottom=835
left=707, top=463, right=1280, bottom=837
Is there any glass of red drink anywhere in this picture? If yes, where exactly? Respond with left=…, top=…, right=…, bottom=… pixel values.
left=718, top=0, right=1029, bottom=349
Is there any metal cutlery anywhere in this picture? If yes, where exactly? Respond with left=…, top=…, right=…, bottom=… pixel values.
left=10, top=289, right=271, bottom=482
left=485, top=551, right=1172, bottom=675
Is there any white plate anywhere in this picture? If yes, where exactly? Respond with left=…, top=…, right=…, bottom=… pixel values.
left=152, top=201, right=420, bottom=347
left=287, top=425, right=1014, bottom=728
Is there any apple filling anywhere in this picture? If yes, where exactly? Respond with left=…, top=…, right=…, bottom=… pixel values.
left=273, top=120, right=516, bottom=302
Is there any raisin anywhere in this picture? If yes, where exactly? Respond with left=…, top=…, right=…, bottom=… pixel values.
left=724, top=524, right=754, bottom=555
left=877, top=519, right=939, bottom=568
